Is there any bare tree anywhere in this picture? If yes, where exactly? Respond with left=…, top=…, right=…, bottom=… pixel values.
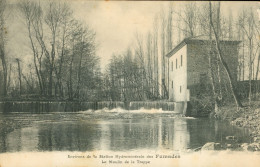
left=146, top=32, right=152, bottom=97
left=254, top=23, right=260, bottom=92
left=134, top=33, right=150, bottom=100
left=238, top=7, right=258, bottom=104
left=16, top=58, right=22, bottom=95
left=165, top=4, right=173, bottom=98
left=54, top=3, right=72, bottom=97
left=0, top=0, right=7, bottom=96
left=175, top=2, right=199, bottom=38
left=136, top=34, right=146, bottom=98
left=18, top=1, right=46, bottom=95
left=209, top=1, right=243, bottom=109
left=152, top=15, right=159, bottom=97
left=228, top=10, right=233, bottom=40
left=19, top=0, right=98, bottom=100
left=44, top=1, right=65, bottom=96
left=75, top=27, right=96, bottom=99
left=160, top=11, right=168, bottom=98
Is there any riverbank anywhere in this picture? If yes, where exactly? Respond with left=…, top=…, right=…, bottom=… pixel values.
left=0, top=114, right=33, bottom=131
left=207, top=100, right=260, bottom=151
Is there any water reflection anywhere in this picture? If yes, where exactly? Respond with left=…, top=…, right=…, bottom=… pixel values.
left=0, top=114, right=250, bottom=153
left=173, top=119, right=190, bottom=151
left=37, top=123, right=101, bottom=151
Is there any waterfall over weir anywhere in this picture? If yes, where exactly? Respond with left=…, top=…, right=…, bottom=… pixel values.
left=129, top=101, right=175, bottom=111
left=0, top=101, right=176, bottom=113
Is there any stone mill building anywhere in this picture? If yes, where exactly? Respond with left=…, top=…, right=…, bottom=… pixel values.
left=166, top=36, right=240, bottom=115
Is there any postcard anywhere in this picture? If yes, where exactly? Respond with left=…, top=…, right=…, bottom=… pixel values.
left=0, top=0, right=260, bottom=167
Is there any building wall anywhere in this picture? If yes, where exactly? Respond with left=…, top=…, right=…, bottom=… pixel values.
left=187, top=43, right=210, bottom=87
left=169, top=45, right=188, bottom=102
left=168, top=41, right=239, bottom=102
left=220, top=43, right=239, bottom=82
left=186, top=42, right=239, bottom=97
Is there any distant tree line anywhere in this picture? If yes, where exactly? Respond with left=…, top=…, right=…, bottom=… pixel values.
left=0, top=0, right=102, bottom=101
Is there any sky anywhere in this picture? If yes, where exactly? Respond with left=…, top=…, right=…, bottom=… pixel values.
left=6, top=0, right=169, bottom=71
left=70, top=1, right=169, bottom=70
left=69, top=1, right=260, bottom=71
left=4, top=1, right=260, bottom=73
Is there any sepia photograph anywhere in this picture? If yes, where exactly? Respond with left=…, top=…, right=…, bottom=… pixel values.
left=0, top=0, right=260, bottom=166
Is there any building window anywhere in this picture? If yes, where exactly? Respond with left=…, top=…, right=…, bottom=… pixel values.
left=180, top=86, right=182, bottom=93
left=176, top=59, right=177, bottom=69
left=171, top=61, right=173, bottom=71
left=181, top=55, right=183, bottom=66
left=172, top=81, right=173, bottom=89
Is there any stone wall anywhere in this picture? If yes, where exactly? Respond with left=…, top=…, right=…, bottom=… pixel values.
left=187, top=41, right=239, bottom=96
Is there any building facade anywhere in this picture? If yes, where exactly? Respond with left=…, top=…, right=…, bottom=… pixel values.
left=166, top=36, right=240, bottom=102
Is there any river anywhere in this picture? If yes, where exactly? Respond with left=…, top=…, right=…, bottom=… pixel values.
left=0, top=108, right=250, bottom=153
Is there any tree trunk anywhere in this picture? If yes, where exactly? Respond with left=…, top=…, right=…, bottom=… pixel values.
left=248, top=38, right=252, bottom=104
left=0, top=12, right=7, bottom=96
left=27, top=21, right=44, bottom=96
left=0, top=53, right=7, bottom=96
left=76, top=42, right=84, bottom=99
left=255, top=52, right=260, bottom=95
left=69, top=57, right=74, bottom=100
left=209, top=50, right=219, bottom=114
left=16, top=59, right=22, bottom=96
left=208, top=17, right=219, bottom=114
left=242, top=31, right=245, bottom=81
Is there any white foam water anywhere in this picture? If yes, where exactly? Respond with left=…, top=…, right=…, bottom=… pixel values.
left=79, top=107, right=180, bottom=114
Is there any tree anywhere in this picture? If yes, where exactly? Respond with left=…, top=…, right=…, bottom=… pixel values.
left=238, top=7, right=259, bottom=103
left=175, top=2, right=199, bottom=38
left=0, top=0, right=7, bottom=96
left=16, top=58, right=22, bottom=95
left=209, top=1, right=243, bottom=109
left=160, top=11, right=167, bottom=98
left=18, top=1, right=46, bottom=96
left=54, top=3, right=72, bottom=97
left=254, top=22, right=260, bottom=94
left=152, top=15, right=159, bottom=97
left=19, top=0, right=98, bottom=100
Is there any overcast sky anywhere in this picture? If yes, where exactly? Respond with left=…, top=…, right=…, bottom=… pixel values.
left=70, top=1, right=260, bottom=70
left=5, top=1, right=260, bottom=72
left=71, top=1, right=169, bottom=70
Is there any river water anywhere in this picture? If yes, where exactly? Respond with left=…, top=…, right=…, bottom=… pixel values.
left=0, top=108, right=251, bottom=153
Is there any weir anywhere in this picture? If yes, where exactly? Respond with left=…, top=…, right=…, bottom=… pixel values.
left=129, top=101, right=175, bottom=111
left=0, top=101, right=177, bottom=113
